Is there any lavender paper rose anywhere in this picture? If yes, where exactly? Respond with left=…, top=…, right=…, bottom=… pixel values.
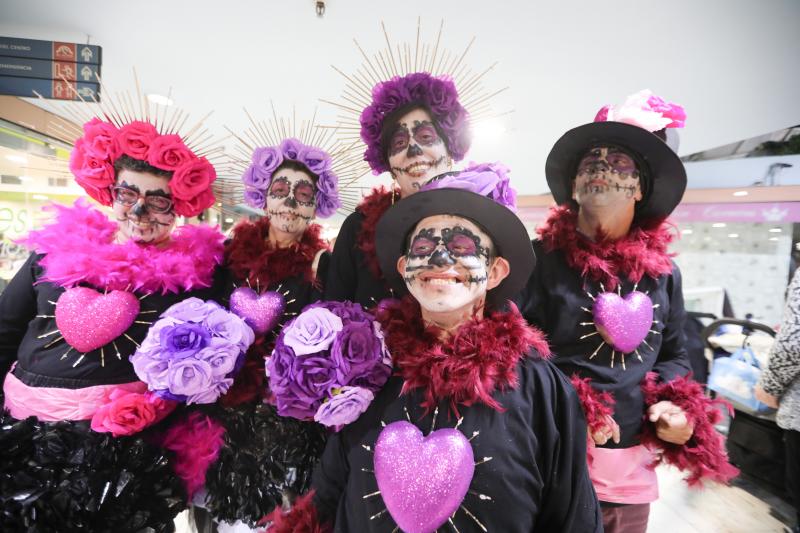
left=159, top=323, right=210, bottom=359
left=252, top=146, right=283, bottom=176
left=244, top=186, right=266, bottom=209
left=165, top=297, right=220, bottom=322
left=167, top=358, right=214, bottom=399
left=282, top=307, right=343, bottom=355
left=330, top=321, right=384, bottom=384
left=204, top=308, right=254, bottom=351
left=314, top=386, right=374, bottom=428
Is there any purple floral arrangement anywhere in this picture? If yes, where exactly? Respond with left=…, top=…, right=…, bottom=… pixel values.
left=360, top=72, right=471, bottom=175
left=241, top=137, right=340, bottom=218
left=267, top=301, right=392, bottom=428
left=131, top=298, right=255, bottom=404
left=421, top=161, right=517, bottom=211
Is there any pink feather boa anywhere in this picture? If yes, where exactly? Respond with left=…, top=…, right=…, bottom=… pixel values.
left=22, top=199, right=223, bottom=294
left=640, top=372, right=739, bottom=486
left=161, top=411, right=226, bottom=498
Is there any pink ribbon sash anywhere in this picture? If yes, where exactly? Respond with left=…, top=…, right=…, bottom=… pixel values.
left=588, top=444, right=659, bottom=504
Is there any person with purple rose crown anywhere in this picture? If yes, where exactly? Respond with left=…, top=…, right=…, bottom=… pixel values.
left=261, top=170, right=602, bottom=532
left=180, top=112, right=368, bottom=532
left=0, top=80, right=230, bottom=531
left=323, top=21, right=507, bottom=309
left=513, top=89, right=738, bottom=533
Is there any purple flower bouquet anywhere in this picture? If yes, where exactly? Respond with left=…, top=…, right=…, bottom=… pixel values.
left=131, top=298, right=255, bottom=404
left=267, top=301, right=392, bottom=428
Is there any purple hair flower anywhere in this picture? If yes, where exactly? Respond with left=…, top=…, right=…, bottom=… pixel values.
left=421, top=161, right=517, bottom=211
left=359, top=72, right=471, bottom=175
left=239, top=137, right=340, bottom=218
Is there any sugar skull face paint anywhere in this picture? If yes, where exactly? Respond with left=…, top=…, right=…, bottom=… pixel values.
left=113, top=169, right=176, bottom=244
left=266, top=166, right=317, bottom=235
left=572, top=145, right=642, bottom=209
left=399, top=215, right=493, bottom=313
left=387, top=108, right=451, bottom=197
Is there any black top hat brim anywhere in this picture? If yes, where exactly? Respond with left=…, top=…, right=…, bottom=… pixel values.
left=545, top=121, right=687, bottom=220
left=375, top=188, right=535, bottom=305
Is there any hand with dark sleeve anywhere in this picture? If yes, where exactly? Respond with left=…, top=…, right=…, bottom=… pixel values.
left=323, top=212, right=362, bottom=302
left=537, top=366, right=603, bottom=532
left=0, top=253, right=39, bottom=379
left=651, top=263, right=692, bottom=382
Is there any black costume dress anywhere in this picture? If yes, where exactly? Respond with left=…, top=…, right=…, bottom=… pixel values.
left=309, top=298, right=602, bottom=532
left=200, top=218, right=329, bottom=526
left=0, top=201, right=226, bottom=532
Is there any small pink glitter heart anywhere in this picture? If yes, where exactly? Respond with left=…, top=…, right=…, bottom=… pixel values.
left=592, top=291, right=654, bottom=353
left=374, top=421, right=475, bottom=533
left=55, top=287, right=141, bottom=353
left=229, top=287, right=286, bottom=335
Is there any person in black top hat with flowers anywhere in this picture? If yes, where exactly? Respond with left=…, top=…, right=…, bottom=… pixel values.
left=514, top=90, right=738, bottom=533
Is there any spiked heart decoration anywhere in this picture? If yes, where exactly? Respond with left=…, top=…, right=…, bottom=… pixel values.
left=374, top=421, right=475, bottom=533
left=55, top=287, right=140, bottom=353
left=229, top=287, right=286, bottom=335
left=592, top=291, right=654, bottom=354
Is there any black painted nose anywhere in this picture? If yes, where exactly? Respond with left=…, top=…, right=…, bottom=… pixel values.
left=132, top=201, right=148, bottom=216
left=285, top=196, right=298, bottom=209
left=406, top=143, right=423, bottom=157
left=428, top=249, right=455, bottom=267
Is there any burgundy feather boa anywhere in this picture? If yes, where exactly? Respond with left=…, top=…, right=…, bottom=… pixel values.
left=22, top=199, right=223, bottom=294
left=570, top=375, right=616, bottom=435
left=375, top=297, right=550, bottom=415
left=538, top=205, right=676, bottom=289
left=260, top=491, right=332, bottom=533
left=225, top=217, right=327, bottom=289
left=161, top=411, right=226, bottom=498
left=640, top=372, right=739, bottom=486
left=356, top=186, right=398, bottom=279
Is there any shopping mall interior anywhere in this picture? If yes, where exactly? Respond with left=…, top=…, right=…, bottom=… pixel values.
left=1, top=1, right=799, bottom=532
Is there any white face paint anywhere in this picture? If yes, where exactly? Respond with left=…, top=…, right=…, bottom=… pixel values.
left=387, top=108, right=452, bottom=198
left=399, top=215, right=492, bottom=313
left=572, top=146, right=643, bottom=210
left=266, top=166, right=317, bottom=237
left=113, top=169, right=176, bottom=244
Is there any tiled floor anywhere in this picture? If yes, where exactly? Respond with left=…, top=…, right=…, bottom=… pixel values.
left=650, top=466, right=795, bottom=533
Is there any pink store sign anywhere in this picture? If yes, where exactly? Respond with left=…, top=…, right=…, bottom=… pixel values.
left=517, top=202, right=800, bottom=225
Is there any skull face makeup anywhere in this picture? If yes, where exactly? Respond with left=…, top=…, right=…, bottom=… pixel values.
left=266, top=166, right=317, bottom=237
left=397, top=215, right=499, bottom=313
left=572, top=145, right=643, bottom=209
left=113, top=169, right=176, bottom=244
left=387, top=108, right=452, bottom=198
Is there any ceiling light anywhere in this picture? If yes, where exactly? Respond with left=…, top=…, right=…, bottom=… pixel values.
left=225, top=217, right=234, bottom=223
left=32, top=194, right=49, bottom=200
left=712, top=222, right=726, bottom=228
left=769, top=228, right=782, bottom=233
left=769, top=237, right=779, bottom=242
left=728, top=233, right=739, bottom=238
left=732, top=191, right=748, bottom=197
left=146, top=93, right=173, bottom=106
left=681, top=229, right=693, bottom=235
left=5, top=154, right=28, bottom=164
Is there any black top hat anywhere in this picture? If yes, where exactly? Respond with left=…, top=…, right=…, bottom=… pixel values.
left=545, top=121, right=687, bottom=221
left=375, top=188, right=535, bottom=306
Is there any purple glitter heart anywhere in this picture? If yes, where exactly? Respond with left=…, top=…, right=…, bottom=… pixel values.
left=55, top=287, right=140, bottom=353
left=229, top=287, right=286, bottom=335
left=592, top=291, right=654, bottom=353
left=374, top=421, right=475, bottom=533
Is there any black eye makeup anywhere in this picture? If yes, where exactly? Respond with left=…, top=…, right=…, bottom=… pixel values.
left=269, top=177, right=291, bottom=198
left=411, top=120, right=441, bottom=146
left=389, top=124, right=411, bottom=156
left=407, top=228, right=440, bottom=258
left=292, top=179, right=316, bottom=206
left=441, top=226, right=490, bottom=262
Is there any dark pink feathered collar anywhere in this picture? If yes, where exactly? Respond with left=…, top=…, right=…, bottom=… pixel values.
left=23, top=199, right=224, bottom=294
left=538, top=205, right=676, bottom=289
left=356, top=186, right=399, bottom=279
left=375, top=297, right=550, bottom=416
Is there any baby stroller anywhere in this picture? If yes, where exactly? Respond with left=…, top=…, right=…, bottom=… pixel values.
left=701, top=317, right=785, bottom=497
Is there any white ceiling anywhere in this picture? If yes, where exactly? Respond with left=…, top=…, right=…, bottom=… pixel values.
left=2, top=0, right=800, bottom=197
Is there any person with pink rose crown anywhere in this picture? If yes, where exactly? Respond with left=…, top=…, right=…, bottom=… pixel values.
left=513, top=90, right=738, bottom=533
left=261, top=170, right=602, bottom=533
left=0, top=98, right=230, bottom=530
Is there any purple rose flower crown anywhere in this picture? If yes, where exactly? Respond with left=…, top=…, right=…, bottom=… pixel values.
left=420, top=161, right=518, bottom=211
left=322, top=18, right=511, bottom=177
left=221, top=107, right=370, bottom=216
left=267, top=300, right=392, bottom=429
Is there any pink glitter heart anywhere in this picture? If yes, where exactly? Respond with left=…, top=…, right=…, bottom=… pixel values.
left=55, top=287, right=140, bottom=353
left=374, top=421, right=475, bottom=533
left=229, top=287, right=286, bottom=335
left=592, top=291, right=654, bottom=353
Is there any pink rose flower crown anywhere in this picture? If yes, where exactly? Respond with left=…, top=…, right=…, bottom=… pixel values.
left=48, top=74, right=222, bottom=217
left=324, top=19, right=511, bottom=181
left=223, top=107, right=370, bottom=216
